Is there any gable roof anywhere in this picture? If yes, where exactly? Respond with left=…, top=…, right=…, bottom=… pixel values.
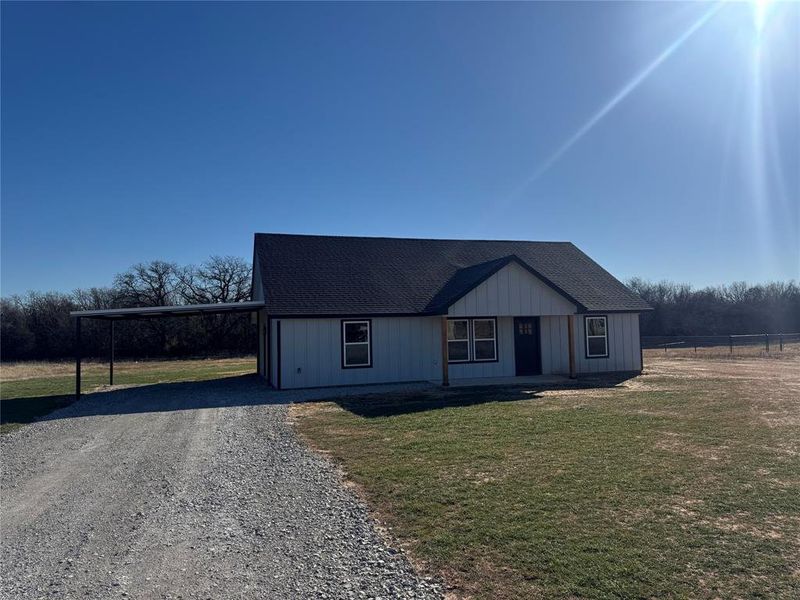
left=253, top=233, right=651, bottom=316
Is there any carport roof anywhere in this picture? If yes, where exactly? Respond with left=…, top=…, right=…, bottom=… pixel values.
left=70, top=301, right=265, bottom=320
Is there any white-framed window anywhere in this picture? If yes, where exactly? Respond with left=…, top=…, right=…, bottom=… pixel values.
left=342, top=320, right=372, bottom=368
left=585, top=316, right=608, bottom=358
left=472, top=318, right=497, bottom=361
left=447, top=319, right=470, bottom=362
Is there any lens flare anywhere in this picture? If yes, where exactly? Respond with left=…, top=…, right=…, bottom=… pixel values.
left=753, top=0, right=774, bottom=33
left=507, top=2, right=723, bottom=195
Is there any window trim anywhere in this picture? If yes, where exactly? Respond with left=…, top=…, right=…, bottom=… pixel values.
left=584, top=315, right=609, bottom=359
left=447, top=317, right=500, bottom=364
left=341, top=319, right=373, bottom=369
left=446, top=318, right=471, bottom=363
left=471, top=318, right=498, bottom=362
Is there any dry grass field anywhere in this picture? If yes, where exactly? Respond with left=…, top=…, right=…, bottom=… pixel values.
left=293, top=348, right=800, bottom=599
left=643, top=340, right=800, bottom=361
left=0, top=357, right=256, bottom=433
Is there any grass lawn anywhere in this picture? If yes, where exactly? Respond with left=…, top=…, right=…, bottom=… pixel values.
left=292, top=351, right=800, bottom=599
left=0, top=357, right=255, bottom=433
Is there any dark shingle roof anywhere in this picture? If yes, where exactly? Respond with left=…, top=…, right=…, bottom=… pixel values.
left=253, top=233, right=651, bottom=315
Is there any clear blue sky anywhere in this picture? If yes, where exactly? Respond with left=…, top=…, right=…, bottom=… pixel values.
left=2, top=1, right=798, bottom=296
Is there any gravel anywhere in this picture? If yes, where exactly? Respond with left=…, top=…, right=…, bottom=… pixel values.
left=1, top=376, right=442, bottom=599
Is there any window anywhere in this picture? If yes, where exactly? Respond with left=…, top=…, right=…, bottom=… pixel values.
left=342, top=320, right=371, bottom=368
left=447, top=319, right=470, bottom=362
left=472, top=318, right=497, bottom=361
left=585, top=316, right=608, bottom=358
left=447, top=317, right=499, bottom=363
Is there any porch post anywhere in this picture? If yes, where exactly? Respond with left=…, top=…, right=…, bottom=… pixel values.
left=75, top=317, right=82, bottom=401
left=567, top=315, right=576, bottom=379
left=440, top=316, right=449, bottom=387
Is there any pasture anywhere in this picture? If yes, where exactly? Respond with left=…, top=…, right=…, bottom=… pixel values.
left=293, top=349, right=800, bottom=599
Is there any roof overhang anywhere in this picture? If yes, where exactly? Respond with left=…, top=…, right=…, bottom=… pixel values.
left=70, top=301, right=266, bottom=320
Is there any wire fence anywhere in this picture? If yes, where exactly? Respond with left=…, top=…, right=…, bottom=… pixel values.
left=641, top=333, right=800, bottom=354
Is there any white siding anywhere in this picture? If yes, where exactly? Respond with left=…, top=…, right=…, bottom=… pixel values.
left=539, top=315, right=571, bottom=375
left=573, top=313, right=641, bottom=374
left=448, top=262, right=576, bottom=317
left=275, top=317, right=442, bottom=389
left=269, top=312, right=642, bottom=389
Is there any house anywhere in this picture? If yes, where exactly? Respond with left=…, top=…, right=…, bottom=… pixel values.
left=251, top=233, right=650, bottom=389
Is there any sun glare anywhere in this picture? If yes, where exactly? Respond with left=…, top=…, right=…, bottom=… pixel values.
left=752, top=0, right=774, bottom=33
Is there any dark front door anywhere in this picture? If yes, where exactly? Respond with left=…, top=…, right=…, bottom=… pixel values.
left=514, top=317, right=541, bottom=376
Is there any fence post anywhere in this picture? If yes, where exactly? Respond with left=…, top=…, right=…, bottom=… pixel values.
left=780, top=333, right=784, bottom=352
left=729, top=335, right=733, bottom=354
left=765, top=333, right=769, bottom=353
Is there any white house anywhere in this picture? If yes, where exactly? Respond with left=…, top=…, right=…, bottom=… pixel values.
left=251, top=233, right=650, bottom=389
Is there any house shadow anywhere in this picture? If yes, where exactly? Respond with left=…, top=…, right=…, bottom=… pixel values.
left=328, top=372, right=639, bottom=418
left=1, top=374, right=290, bottom=426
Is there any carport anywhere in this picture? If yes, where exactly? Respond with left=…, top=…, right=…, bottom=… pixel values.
left=70, top=301, right=266, bottom=400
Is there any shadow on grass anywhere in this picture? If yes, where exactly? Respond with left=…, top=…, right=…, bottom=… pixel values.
left=1, top=394, right=77, bottom=430
left=1, top=375, right=286, bottom=430
left=330, top=372, right=639, bottom=418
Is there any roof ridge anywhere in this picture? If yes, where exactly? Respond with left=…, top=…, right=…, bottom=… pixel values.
left=254, top=232, right=573, bottom=244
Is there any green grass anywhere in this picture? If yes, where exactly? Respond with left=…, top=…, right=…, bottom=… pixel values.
left=1, top=357, right=256, bottom=434
left=293, top=359, right=800, bottom=599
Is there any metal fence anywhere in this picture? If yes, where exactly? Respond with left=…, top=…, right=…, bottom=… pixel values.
left=641, top=333, right=800, bottom=353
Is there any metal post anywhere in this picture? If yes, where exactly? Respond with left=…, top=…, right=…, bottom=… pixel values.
left=75, top=317, right=82, bottom=401
left=256, top=311, right=262, bottom=377
left=109, top=320, right=115, bottom=386
left=729, top=335, right=733, bottom=354
left=780, top=334, right=784, bottom=352
left=765, top=333, right=769, bottom=353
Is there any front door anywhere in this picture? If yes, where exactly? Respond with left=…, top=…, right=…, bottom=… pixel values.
left=514, top=317, right=541, bottom=376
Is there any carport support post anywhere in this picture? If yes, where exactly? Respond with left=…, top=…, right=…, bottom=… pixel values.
left=75, top=317, right=82, bottom=401
left=109, top=320, right=115, bottom=386
left=568, top=315, right=576, bottom=379
left=440, top=316, right=449, bottom=387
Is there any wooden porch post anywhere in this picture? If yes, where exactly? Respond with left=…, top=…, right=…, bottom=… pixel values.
left=567, top=315, right=576, bottom=379
left=440, top=316, right=449, bottom=387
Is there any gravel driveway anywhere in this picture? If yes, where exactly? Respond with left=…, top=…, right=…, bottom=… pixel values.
left=1, top=376, right=441, bottom=599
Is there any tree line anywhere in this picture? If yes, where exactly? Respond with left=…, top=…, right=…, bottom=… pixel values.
left=627, top=279, right=800, bottom=337
left=1, top=260, right=798, bottom=361
left=1, top=256, right=255, bottom=361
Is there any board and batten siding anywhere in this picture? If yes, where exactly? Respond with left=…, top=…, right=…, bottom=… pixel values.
left=573, top=313, right=641, bottom=373
left=274, top=317, right=441, bottom=389
left=268, top=312, right=642, bottom=388
left=539, top=315, right=571, bottom=375
left=448, top=261, right=577, bottom=317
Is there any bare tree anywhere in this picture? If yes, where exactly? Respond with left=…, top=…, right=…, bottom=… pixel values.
left=176, top=256, right=251, bottom=305
left=114, top=261, right=180, bottom=307
left=176, top=256, right=253, bottom=349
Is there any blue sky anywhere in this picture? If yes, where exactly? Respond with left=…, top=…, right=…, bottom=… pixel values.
left=2, top=1, right=798, bottom=296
